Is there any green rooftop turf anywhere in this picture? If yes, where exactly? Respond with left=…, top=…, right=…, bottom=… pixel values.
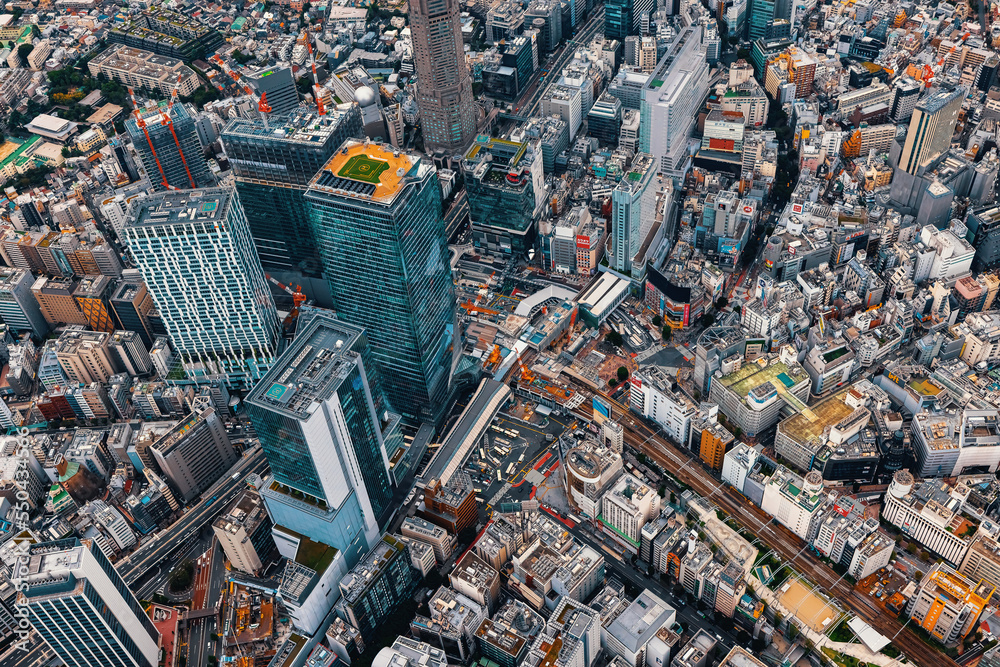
left=338, top=154, right=390, bottom=184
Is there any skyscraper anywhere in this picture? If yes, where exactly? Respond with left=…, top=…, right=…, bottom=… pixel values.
left=246, top=313, right=400, bottom=632
left=611, top=152, right=656, bottom=273
left=220, top=105, right=363, bottom=303
left=640, top=25, right=710, bottom=179
left=410, top=0, right=477, bottom=151
left=605, top=0, right=654, bottom=40
left=747, top=0, right=775, bottom=40
left=898, top=87, right=965, bottom=176
left=12, top=537, right=160, bottom=667
left=889, top=76, right=922, bottom=123
left=125, top=102, right=212, bottom=191
left=0, top=267, right=48, bottom=337
left=243, top=66, right=299, bottom=115
left=124, top=188, right=280, bottom=385
left=247, top=313, right=396, bottom=558
left=305, top=140, right=458, bottom=425
left=110, top=278, right=156, bottom=348
left=462, top=135, right=546, bottom=257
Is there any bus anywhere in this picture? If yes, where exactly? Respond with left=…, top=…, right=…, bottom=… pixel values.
left=497, top=470, right=502, bottom=481
left=518, top=453, right=525, bottom=463
left=568, top=514, right=582, bottom=524
left=506, top=463, right=514, bottom=475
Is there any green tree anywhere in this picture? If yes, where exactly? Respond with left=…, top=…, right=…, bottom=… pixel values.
left=168, top=559, right=194, bottom=592
left=605, top=330, right=624, bottom=347
left=661, top=325, right=672, bottom=341
left=17, top=43, right=33, bottom=62
left=715, top=296, right=728, bottom=309
left=737, top=47, right=751, bottom=60
left=617, top=366, right=629, bottom=382
left=652, top=314, right=662, bottom=326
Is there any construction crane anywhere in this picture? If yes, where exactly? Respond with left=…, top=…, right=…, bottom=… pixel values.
left=211, top=54, right=273, bottom=128
left=265, top=273, right=307, bottom=336
left=127, top=87, right=173, bottom=191
left=161, top=72, right=197, bottom=189
left=302, top=31, right=326, bottom=116
left=460, top=299, right=500, bottom=316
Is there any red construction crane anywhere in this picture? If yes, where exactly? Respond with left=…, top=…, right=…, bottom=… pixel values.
left=302, top=31, right=326, bottom=116
left=211, top=54, right=273, bottom=128
left=161, top=72, right=197, bottom=189
left=127, top=87, right=174, bottom=191
left=265, top=273, right=307, bottom=335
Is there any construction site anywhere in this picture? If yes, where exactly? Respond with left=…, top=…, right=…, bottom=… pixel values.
left=219, top=582, right=280, bottom=666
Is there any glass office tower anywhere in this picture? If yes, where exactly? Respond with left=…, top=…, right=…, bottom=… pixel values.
left=125, top=102, right=212, bottom=191
left=246, top=312, right=397, bottom=565
left=220, top=105, right=363, bottom=299
left=305, top=140, right=458, bottom=426
left=13, top=538, right=160, bottom=667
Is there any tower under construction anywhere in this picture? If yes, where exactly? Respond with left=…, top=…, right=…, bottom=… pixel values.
left=125, top=102, right=212, bottom=191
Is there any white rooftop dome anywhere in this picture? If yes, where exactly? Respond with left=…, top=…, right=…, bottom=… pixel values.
left=355, top=86, right=377, bottom=107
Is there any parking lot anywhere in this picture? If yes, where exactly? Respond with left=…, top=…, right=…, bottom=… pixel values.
left=463, top=405, right=572, bottom=515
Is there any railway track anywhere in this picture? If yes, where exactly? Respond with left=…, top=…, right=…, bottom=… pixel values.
left=566, top=378, right=957, bottom=667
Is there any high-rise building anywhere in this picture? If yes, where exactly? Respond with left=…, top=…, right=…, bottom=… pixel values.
left=12, top=537, right=161, bottom=667
left=125, top=188, right=280, bottom=385
left=409, top=0, right=477, bottom=151
left=220, top=105, right=363, bottom=299
left=305, top=141, right=458, bottom=425
left=150, top=406, right=237, bottom=502
left=611, top=152, right=656, bottom=273
left=110, top=278, right=156, bottom=348
left=462, top=135, right=546, bottom=258
left=605, top=0, right=654, bottom=40
left=31, top=275, right=87, bottom=327
left=73, top=275, right=117, bottom=333
left=55, top=326, right=116, bottom=384
left=109, top=330, right=154, bottom=376
left=890, top=77, right=922, bottom=123
left=246, top=312, right=397, bottom=566
left=335, top=534, right=419, bottom=640
left=747, top=0, right=775, bottom=40
left=0, top=267, right=48, bottom=337
left=212, top=486, right=275, bottom=576
left=640, top=26, right=710, bottom=179
left=125, top=102, right=212, bottom=191
left=898, top=87, right=965, bottom=176
left=587, top=93, right=623, bottom=145
left=243, top=66, right=299, bottom=115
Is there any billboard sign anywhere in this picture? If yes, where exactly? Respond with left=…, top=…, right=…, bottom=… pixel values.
left=593, top=395, right=612, bottom=423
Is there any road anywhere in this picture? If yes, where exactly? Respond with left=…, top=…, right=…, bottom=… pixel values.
left=187, top=539, right=226, bottom=667
left=517, top=5, right=607, bottom=119
left=0, top=447, right=268, bottom=667
left=566, top=519, right=744, bottom=651
left=118, top=446, right=268, bottom=585
left=566, top=381, right=957, bottom=667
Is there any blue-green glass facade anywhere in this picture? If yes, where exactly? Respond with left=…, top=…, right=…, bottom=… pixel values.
left=748, top=0, right=776, bottom=41
left=246, top=313, right=397, bottom=560
left=221, top=106, right=363, bottom=280
left=305, top=142, right=457, bottom=426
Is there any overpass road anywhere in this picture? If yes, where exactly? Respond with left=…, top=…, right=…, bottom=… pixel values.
left=0, top=447, right=269, bottom=667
